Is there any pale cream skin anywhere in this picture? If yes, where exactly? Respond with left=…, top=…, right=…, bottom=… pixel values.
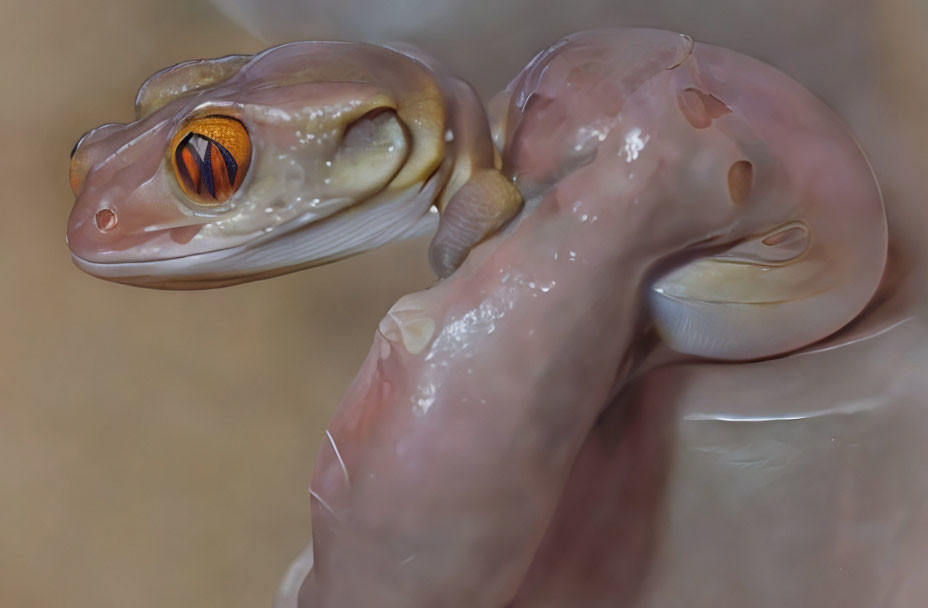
left=67, top=41, right=521, bottom=288
left=67, top=29, right=910, bottom=608
left=294, top=30, right=894, bottom=606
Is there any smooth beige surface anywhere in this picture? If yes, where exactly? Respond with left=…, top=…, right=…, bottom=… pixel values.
left=2, top=1, right=926, bottom=608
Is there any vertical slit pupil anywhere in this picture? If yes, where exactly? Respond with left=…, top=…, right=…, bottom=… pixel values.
left=174, top=133, right=240, bottom=202
left=202, top=140, right=215, bottom=198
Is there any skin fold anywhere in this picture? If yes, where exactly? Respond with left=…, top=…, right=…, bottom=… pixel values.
left=290, top=29, right=909, bottom=607
left=66, top=41, right=521, bottom=288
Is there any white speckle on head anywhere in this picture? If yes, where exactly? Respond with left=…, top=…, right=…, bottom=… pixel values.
left=623, top=127, right=650, bottom=162
left=265, top=108, right=293, bottom=122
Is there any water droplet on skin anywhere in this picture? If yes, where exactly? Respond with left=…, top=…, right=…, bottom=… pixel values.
left=622, top=128, right=650, bottom=162
left=414, top=382, right=436, bottom=415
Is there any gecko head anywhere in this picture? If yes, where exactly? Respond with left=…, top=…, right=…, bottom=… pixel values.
left=67, top=43, right=450, bottom=289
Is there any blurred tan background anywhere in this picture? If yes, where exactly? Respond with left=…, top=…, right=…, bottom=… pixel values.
left=1, top=1, right=925, bottom=607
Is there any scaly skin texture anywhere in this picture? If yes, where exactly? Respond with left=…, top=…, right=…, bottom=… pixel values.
left=294, top=29, right=900, bottom=607
left=66, top=42, right=521, bottom=288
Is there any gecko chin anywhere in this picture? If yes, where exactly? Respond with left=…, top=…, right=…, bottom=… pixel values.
left=70, top=249, right=286, bottom=290
left=69, top=179, right=442, bottom=289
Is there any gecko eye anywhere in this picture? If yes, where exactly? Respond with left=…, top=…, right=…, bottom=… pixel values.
left=170, top=116, right=251, bottom=206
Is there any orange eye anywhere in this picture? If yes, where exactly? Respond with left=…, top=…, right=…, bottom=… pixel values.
left=170, top=116, right=251, bottom=206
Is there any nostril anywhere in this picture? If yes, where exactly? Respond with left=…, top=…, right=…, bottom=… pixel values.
left=95, top=208, right=117, bottom=231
